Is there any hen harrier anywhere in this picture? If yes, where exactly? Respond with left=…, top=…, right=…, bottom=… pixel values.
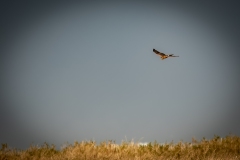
left=153, top=49, right=179, bottom=60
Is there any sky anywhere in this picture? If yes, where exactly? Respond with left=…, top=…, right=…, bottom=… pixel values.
left=1, top=1, right=240, bottom=150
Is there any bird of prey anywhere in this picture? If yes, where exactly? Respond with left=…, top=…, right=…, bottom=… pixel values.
left=153, top=49, right=179, bottom=60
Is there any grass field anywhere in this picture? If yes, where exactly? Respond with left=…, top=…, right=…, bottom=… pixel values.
left=1, top=135, right=240, bottom=160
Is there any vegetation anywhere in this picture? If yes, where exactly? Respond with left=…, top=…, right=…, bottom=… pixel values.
left=1, top=135, right=240, bottom=160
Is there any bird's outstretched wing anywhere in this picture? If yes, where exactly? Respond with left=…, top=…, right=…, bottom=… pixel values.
left=168, top=55, right=179, bottom=57
left=153, top=49, right=166, bottom=56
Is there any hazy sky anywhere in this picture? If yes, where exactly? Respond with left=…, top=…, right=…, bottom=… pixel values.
left=1, top=1, right=240, bottom=149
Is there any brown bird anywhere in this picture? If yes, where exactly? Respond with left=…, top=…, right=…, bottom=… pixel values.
left=153, top=49, right=179, bottom=60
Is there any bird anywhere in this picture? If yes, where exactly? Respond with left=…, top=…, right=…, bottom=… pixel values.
left=153, top=49, right=179, bottom=60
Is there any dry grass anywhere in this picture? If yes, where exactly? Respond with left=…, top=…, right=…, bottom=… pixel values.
left=1, top=135, right=240, bottom=160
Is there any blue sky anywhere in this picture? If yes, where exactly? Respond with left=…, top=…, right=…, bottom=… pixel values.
left=1, top=1, right=240, bottom=149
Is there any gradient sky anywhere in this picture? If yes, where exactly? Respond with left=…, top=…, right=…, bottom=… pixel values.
left=1, top=1, right=240, bottom=149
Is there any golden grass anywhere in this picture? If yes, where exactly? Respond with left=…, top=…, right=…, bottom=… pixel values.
left=1, top=135, right=240, bottom=160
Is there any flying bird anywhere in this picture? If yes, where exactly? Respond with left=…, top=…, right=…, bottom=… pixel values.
left=153, top=49, right=179, bottom=60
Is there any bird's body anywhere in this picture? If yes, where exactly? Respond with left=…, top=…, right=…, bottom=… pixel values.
left=153, top=49, right=179, bottom=60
